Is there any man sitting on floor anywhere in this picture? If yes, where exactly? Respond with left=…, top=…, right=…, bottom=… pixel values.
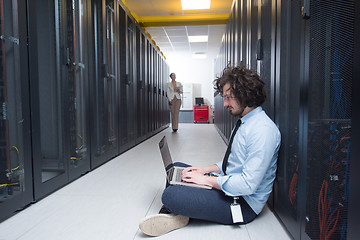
left=139, top=65, right=281, bottom=237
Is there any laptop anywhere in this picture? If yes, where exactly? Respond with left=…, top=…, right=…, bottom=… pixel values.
left=159, top=136, right=211, bottom=189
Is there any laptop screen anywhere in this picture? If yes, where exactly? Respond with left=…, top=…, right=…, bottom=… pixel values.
left=159, top=136, right=173, bottom=171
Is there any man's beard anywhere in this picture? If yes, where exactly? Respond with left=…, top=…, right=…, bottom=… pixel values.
left=229, top=105, right=245, bottom=116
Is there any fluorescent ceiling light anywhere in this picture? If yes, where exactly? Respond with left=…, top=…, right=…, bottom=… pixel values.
left=181, top=0, right=210, bottom=10
left=192, top=53, right=207, bottom=59
left=188, top=35, right=208, bottom=42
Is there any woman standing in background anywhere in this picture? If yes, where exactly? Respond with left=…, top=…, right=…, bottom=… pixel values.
left=167, top=73, right=183, bottom=132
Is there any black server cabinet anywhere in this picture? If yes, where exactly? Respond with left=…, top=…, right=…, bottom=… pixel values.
left=145, top=39, right=150, bottom=137
left=162, top=60, right=168, bottom=129
left=162, top=58, right=168, bottom=130
left=127, top=16, right=136, bottom=147
left=153, top=47, right=156, bottom=133
left=156, top=54, right=160, bottom=131
left=155, top=50, right=159, bottom=132
left=90, top=0, right=119, bottom=168
left=0, top=0, right=33, bottom=220
left=232, top=0, right=238, bottom=65
left=155, top=53, right=160, bottom=131
left=249, top=0, right=257, bottom=71
left=61, top=0, right=91, bottom=180
left=135, top=29, right=146, bottom=144
left=273, top=0, right=304, bottom=238
left=28, top=0, right=68, bottom=199
left=348, top=2, right=360, bottom=239
left=152, top=51, right=157, bottom=132
left=148, top=46, right=154, bottom=134
left=152, top=49, right=157, bottom=134
left=241, top=0, right=248, bottom=66
left=255, top=0, right=274, bottom=119
left=302, top=1, right=355, bottom=239
left=103, top=0, right=119, bottom=158
left=274, top=0, right=357, bottom=239
left=119, top=10, right=135, bottom=153
left=160, top=60, right=164, bottom=129
left=146, top=40, right=151, bottom=136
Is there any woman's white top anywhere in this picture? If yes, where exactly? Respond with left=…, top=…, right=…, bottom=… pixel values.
left=167, top=81, right=183, bottom=101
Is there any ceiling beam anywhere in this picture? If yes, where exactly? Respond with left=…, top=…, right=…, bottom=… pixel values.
left=138, top=13, right=229, bottom=27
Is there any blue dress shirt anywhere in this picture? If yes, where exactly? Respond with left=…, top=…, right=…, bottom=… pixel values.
left=216, top=106, right=281, bottom=214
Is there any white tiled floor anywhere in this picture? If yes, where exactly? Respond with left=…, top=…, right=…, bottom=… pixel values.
left=0, top=124, right=292, bottom=240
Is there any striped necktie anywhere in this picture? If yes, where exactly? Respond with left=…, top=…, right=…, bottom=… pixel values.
left=222, top=119, right=242, bottom=175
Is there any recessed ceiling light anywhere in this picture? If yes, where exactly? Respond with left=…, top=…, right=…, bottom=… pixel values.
left=181, top=0, right=210, bottom=10
left=188, top=35, right=208, bottom=43
left=192, top=52, right=207, bottom=59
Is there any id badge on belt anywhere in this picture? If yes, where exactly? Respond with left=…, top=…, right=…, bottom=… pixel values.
left=230, top=197, right=243, bottom=223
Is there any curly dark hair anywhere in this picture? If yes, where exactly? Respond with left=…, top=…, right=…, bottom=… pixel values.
left=213, top=65, right=266, bottom=107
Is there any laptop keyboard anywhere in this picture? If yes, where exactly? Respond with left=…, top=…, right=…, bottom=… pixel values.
left=175, top=169, right=182, bottom=182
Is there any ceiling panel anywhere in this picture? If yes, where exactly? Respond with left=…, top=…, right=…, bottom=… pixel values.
left=172, top=42, right=190, bottom=48
left=168, top=36, right=188, bottom=42
left=164, top=26, right=187, bottom=31
left=152, top=36, right=169, bottom=42
left=125, top=0, right=233, bottom=60
left=157, top=43, right=173, bottom=48
left=146, top=28, right=167, bottom=35
left=166, top=29, right=187, bottom=37
left=190, top=42, right=208, bottom=48
left=187, top=26, right=209, bottom=36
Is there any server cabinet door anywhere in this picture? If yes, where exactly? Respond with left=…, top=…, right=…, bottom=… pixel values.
left=135, top=30, right=146, bottom=144
left=0, top=0, right=33, bottom=220
left=28, top=0, right=68, bottom=199
left=62, top=0, right=91, bottom=179
left=254, top=0, right=274, bottom=119
left=90, top=0, right=118, bottom=167
left=145, top=40, right=151, bottom=136
left=119, top=15, right=135, bottom=152
left=155, top=53, right=159, bottom=131
left=148, top=46, right=154, bottom=134
left=303, top=1, right=354, bottom=239
left=151, top=47, right=156, bottom=133
left=273, top=1, right=305, bottom=239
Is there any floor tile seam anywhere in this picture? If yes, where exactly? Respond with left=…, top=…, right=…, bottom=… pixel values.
left=244, top=225, right=253, bottom=240
left=14, top=212, right=56, bottom=240
left=133, top=181, right=164, bottom=239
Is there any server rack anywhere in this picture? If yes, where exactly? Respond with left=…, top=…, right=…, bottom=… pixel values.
left=152, top=49, right=157, bottom=133
left=119, top=8, right=134, bottom=152
left=155, top=49, right=160, bottom=132
left=0, top=0, right=33, bottom=220
left=347, top=2, right=360, bottom=238
left=155, top=53, right=160, bottom=131
left=161, top=60, right=168, bottom=129
left=62, top=0, right=91, bottom=179
left=1, top=0, right=170, bottom=222
left=28, top=0, right=69, bottom=200
left=149, top=46, right=155, bottom=134
left=214, top=0, right=358, bottom=239
left=273, top=1, right=304, bottom=238
left=256, top=0, right=274, bottom=119
left=120, top=15, right=136, bottom=152
left=151, top=47, right=156, bottom=134
left=135, top=28, right=146, bottom=144
left=146, top=40, right=152, bottom=136
left=90, top=0, right=119, bottom=168
left=145, top=39, right=151, bottom=137
left=302, top=1, right=354, bottom=239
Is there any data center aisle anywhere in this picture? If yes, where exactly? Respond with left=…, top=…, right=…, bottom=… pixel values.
left=0, top=124, right=291, bottom=240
